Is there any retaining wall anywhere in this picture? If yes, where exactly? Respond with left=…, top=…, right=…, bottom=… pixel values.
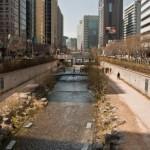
left=0, top=61, right=58, bottom=94
left=101, top=61, right=150, bottom=98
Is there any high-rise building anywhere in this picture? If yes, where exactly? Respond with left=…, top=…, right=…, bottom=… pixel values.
left=66, top=38, right=77, bottom=51
left=19, top=0, right=26, bottom=39
left=83, top=15, right=99, bottom=50
left=35, top=0, right=63, bottom=51
left=62, top=36, right=68, bottom=49
left=141, top=0, right=150, bottom=35
left=77, top=20, right=83, bottom=50
left=26, top=0, right=35, bottom=40
left=77, top=16, right=99, bottom=51
left=57, top=6, right=63, bottom=49
left=124, top=0, right=141, bottom=39
left=0, top=0, right=19, bottom=47
left=98, top=0, right=123, bottom=47
left=45, top=0, right=51, bottom=44
left=51, top=0, right=58, bottom=48
left=35, top=0, right=45, bottom=44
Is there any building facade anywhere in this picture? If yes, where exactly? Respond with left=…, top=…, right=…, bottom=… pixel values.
left=141, top=0, right=150, bottom=35
left=35, top=0, right=45, bottom=44
left=19, top=0, right=26, bottom=39
left=51, top=0, right=58, bottom=49
left=0, top=0, right=19, bottom=47
left=98, top=0, right=123, bottom=47
left=26, top=0, right=35, bottom=40
left=124, top=0, right=141, bottom=38
left=45, top=0, right=51, bottom=44
left=77, top=16, right=99, bottom=51
left=57, top=6, right=63, bottom=49
left=66, top=38, right=77, bottom=51
left=77, top=20, right=83, bottom=50
left=83, top=15, right=99, bottom=50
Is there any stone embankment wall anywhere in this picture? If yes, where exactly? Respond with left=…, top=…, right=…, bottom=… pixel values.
left=101, top=61, right=150, bottom=98
left=0, top=61, right=58, bottom=94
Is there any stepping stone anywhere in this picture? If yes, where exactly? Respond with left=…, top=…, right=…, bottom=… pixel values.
left=41, top=98, right=47, bottom=102
left=86, top=122, right=92, bottom=129
left=81, top=144, right=89, bottom=150
left=6, top=140, right=16, bottom=150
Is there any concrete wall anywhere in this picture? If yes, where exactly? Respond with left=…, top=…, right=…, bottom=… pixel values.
left=101, top=61, right=150, bottom=98
left=0, top=61, right=58, bottom=94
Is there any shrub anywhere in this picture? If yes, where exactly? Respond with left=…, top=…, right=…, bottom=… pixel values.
left=87, top=64, right=108, bottom=100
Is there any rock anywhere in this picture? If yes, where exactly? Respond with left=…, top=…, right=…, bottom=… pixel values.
left=6, top=140, right=16, bottom=150
left=3, top=118, right=9, bottom=122
left=22, top=112, right=27, bottom=116
left=117, top=120, right=126, bottom=126
left=42, top=101, right=48, bottom=106
left=25, top=92, right=31, bottom=96
left=40, top=98, right=48, bottom=102
left=33, top=101, right=44, bottom=109
left=28, top=96, right=32, bottom=101
left=24, top=100, right=31, bottom=106
left=19, top=93, right=28, bottom=99
left=111, top=116, right=118, bottom=122
left=23, top=122, right=33, bottom=128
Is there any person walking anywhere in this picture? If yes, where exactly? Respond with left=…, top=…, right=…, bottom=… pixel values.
left=117, top=72, right=120, bottom=79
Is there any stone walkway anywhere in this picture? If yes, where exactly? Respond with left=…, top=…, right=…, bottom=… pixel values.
left=108, top=74, right=150, bottom=150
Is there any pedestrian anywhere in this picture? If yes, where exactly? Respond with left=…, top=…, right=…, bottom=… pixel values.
left=110, top=68, right=112, bottom=74
left=117, top=72, right=120, bottom=79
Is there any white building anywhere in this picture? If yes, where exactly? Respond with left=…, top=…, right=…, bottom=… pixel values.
left=141, top=0, right=150, bottom=35
left=77, top=20, right=83, bottom=50
left=124, top=0, right=141, bottom=38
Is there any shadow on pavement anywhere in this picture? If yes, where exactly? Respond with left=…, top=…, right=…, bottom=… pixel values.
left=13, top=131, right=150, bottom=150
left=105, top=77, right=125, bottom=95
left=14, top=136, right=91, bottom=150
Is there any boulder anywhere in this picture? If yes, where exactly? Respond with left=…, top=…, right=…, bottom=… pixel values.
left=40, top=98, right=48, bottom=102
left=28, top=96, right=32, bottom=101
left=19, top=93, right=28, bottom=99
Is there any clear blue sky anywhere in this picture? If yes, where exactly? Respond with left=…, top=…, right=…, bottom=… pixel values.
left=58, top=0, right=133, bottom=38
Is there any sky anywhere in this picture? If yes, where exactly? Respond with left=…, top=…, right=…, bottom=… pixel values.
left=58, top=0, right=133, bottom=38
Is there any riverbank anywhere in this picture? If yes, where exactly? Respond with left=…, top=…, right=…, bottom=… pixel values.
left=0, top=72, right=56, bottom=149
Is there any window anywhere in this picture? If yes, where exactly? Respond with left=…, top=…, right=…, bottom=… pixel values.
left=109, top=2, right=112, bottom=12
